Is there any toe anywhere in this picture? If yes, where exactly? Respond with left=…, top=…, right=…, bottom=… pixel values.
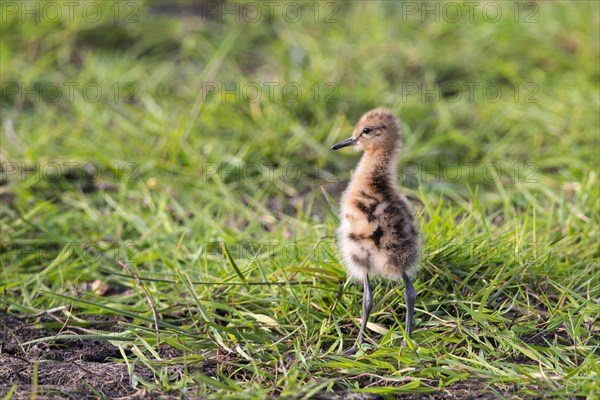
left=343, top=345, right=359, bottom=355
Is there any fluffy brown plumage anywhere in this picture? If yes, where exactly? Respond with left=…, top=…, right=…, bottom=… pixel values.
left=332, top=108, right=419, bottom=354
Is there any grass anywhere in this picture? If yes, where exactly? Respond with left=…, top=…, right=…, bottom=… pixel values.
left=1, top=0, right=599, bottom=398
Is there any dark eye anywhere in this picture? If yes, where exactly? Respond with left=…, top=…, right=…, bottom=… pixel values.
left=362, top=127, right=372, bottom=135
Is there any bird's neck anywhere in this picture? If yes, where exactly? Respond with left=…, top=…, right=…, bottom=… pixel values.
left=354, top=148, right=400, bottom=192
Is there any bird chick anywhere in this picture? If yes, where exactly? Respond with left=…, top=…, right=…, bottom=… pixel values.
left=331, top=108, right=419, bottom=355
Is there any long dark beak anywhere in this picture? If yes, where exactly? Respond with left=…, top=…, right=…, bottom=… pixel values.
left=331, top=137, right=357, bottom=150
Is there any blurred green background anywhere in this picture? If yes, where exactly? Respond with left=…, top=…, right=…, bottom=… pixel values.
left=1, top=1, right=599, bottom=398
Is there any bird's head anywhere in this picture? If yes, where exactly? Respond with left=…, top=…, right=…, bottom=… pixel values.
left=331, top=108, right=402, bottom=155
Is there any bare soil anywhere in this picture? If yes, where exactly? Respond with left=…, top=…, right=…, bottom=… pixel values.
left=0, top=313, right=155, bottom=399
left=0, top=312, right=564, bottom=399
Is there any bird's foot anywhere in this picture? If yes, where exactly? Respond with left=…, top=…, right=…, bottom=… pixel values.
left=402, top=338, right=419, bottom=348
left=343, top=344, right=360, bottom=355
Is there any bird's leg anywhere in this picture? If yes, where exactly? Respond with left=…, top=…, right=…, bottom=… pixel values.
left=357, top=275, right=374, bottom=345
left=402, top=272, right=417, bottom=346
left=345, top=275, right=373, bottom=355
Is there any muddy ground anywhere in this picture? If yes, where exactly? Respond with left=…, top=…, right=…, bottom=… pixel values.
left=0, top=312, right=546, bottom=399
left=0, top=313, right=154, bottom=398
